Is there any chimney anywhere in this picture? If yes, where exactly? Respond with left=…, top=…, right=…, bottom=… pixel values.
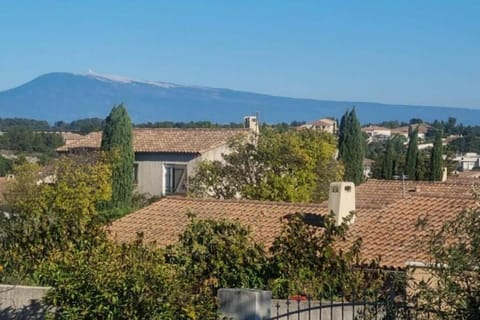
left=328, top=182, right=355, bottom=226
left=442, top=167, right=448, bottom=182
left=244, top=115, right=259, bottom=135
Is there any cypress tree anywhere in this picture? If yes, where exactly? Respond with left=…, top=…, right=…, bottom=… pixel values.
left=101, top=104, right=134, bottom=208
left=405, top=128, right=418, bottom=180
left=338, top=108, right=365, bottom=185
left=382, top=139, right=393, bottom=179
left=430, top=130, right=443, bottom=181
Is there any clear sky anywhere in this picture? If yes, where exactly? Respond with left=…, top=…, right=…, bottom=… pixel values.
left=1, top=1, right=479, bottom=108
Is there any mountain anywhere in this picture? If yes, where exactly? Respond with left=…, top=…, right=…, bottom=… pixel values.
left=0, top=71, right=479, bottom=125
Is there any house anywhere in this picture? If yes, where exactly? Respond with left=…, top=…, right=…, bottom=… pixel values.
left=391, top=123, right=431, bottom=140
left=453, top=152, right=480, bottom=171
left=363, top=158, right=374, bottom=178
left=57, top=127, right=252, bottom=196
left=298, top=118, right=337, bottom=134
left=361, top=125, right=391, bottom=143
left=109, top=178, right=479, bottom=270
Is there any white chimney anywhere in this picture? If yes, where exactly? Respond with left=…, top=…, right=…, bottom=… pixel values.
left=328, top=182, right=355, bottom=226
left=442, top=167, right=448, bottom=182
left=244, top=115, right=259, bottom=135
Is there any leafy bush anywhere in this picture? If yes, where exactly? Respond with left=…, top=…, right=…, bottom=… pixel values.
left=38, top=238, right=175, bottom=320
left=165, top=215, right=267, bottom=318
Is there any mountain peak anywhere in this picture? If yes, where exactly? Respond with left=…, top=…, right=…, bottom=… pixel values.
left=83, top=70, right=179, bottom=89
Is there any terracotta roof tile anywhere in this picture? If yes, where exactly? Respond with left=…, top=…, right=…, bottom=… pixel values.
left=108, top=197, right=327, bottom=248
left=57, top=128, right=250, bottom=154
left=348, top=195, right=477, bottom=269
left=109, top=179, right=480, bottom=269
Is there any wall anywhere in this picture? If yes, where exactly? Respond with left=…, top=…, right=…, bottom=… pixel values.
left=133, top=143, right=236, bottom=197
left=134, top=152, right=197, bottom=196
left=0, top=284, right=50, bottom=319
left=187, top=143, right=231, bottom=177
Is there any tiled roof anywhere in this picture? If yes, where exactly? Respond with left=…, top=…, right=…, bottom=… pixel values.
left=109, top=179, right=480, bottom=269
left=108, top=197, right=327, bottom=248
left=361, top=125, right=391, bottom=132
left=353, top=179, right=477, bottom=209
left=57, top=128, right=250, bottom=154
left=348, top=195, right=477, bottom=268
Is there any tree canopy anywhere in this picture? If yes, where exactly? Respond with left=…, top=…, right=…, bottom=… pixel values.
left=414, top=203, right=480, bottom=318
left=0, top=154, right=112, bottom=283
left=100, top=104, right=134, bottom=209
left=189, top=127, right=343, bottom=202
left=405, top=128, right=418, bottom=179
left=429, top=130, right=444, bottom=181
left=338, top=108, right=365, bottom=185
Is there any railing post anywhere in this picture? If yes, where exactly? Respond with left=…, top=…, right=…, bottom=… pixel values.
left=218, top=288, right=272, bottom=320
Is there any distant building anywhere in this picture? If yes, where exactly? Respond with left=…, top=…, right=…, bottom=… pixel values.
left=391, top=124, right=431, bottom=140
left=361, top=126, right=391, bottom=143
left=454, top=152, right=480, bottom=171
left=363, top=158, right=375, bottom=178
left=298, top=118, right=337, bottom=134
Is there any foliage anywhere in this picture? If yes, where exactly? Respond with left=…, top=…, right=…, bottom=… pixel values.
left=100, top=104, right=134, bottom=209
left=0, top=154, right=111, bottom=283
left=429, top=130, right=443, bottom=181
left=97, top=192, right=161, bottom=223
left=189, top=127, right=342, bottom=202
left=338, top=108, right=365, bottom=185
left=415, top=150, right=430, bottom=181
left=413, top=205, right=480, bottom=319
left=0, top=155, right=13, bottom=176
left=0, top=118, right=50, bottom=131
left=38, top=237, right=175, bottom=320
left=166, top=216, right=267, bottom=319
left=381, top=139, right=394, bottom=179
left=368, top=135, right=407, bottom=179
left=267, top=212, right=378, bottom=299
left=53, top=117, right=105, bottom=134
left=405, top=128, right=418, bottom=180
left=0, top=126, right=64, bottom=154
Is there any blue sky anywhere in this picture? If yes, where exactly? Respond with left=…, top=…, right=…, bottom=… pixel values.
left=1, top=1, right=479, bottom=108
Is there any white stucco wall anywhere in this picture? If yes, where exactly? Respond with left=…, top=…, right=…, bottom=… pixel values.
left=187, top=144, right=231, bottom=177
left=134, top=160, right=165, bottom=196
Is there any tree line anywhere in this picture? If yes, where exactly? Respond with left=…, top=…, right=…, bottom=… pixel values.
left=368, top=127, right=445, bottom=181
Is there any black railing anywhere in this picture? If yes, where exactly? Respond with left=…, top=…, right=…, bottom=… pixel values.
left=268, top=290, right=414, bottom=320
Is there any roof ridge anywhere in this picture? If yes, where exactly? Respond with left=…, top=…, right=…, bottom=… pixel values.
left=164, top=196, right=326, bottom=208
left=133, top=127, right=249, bottom=132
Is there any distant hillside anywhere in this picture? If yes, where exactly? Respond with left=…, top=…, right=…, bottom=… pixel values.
left=1, top=72, right=479, bottom=124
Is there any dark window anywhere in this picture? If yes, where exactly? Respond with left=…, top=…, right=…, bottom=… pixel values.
left=165, top=164, right=187, bottom=194
left=133, top=163, right=139, bottom=186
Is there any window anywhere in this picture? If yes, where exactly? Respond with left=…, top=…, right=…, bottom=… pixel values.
left=165, top=164, right=187, bottom=194
left=133, top=163, right=139, bottom=186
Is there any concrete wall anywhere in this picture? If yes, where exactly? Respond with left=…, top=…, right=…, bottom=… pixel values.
left=134, top=152, right=197, bottom=196
left=0, top=284, right=50, bottom=319
left=218, top=288, right=271, bottom=320
left=188, top=144, right=231, bottom=176
left=134, top=145, right=231, bottom=197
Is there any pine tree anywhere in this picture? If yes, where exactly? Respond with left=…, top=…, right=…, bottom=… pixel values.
left=338, top=108, right=365, bottom=185
left=405, top=128, right=418, bottom=180
left=101, top=104, right=134, bottom=208
left=382, top=139, right=393, bottom=179
left=430, top=130, right=443, bottom=181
